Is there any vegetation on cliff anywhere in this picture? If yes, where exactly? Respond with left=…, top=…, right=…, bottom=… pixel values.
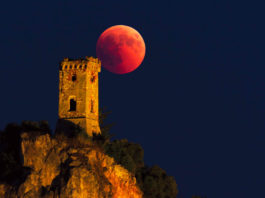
left=0, top=121, right=142, bottom=197
left=0, top=121, right=51, bottom=184
left=0, top=111, right=180, bottom=197
left=95, top=110, right=179, bottom=198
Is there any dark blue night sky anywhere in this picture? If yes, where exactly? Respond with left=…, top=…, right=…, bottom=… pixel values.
left=0, top=1, right=264, bottom=197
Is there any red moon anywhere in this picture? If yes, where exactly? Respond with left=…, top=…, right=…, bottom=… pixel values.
left=96, top=25, right=146, bottom=74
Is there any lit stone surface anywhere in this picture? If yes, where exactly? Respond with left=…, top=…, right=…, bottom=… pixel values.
left=56, top=56, right=101, bottom=136
left=0, top=132, right=143, bottom=198
left=0, top=56, right=143, bottom=197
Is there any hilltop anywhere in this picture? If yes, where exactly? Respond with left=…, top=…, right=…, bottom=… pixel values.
left=0, top=120, right=178, bottom=198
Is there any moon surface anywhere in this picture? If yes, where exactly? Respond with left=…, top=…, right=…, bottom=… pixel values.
left=96, top=25, right=145, bottom=74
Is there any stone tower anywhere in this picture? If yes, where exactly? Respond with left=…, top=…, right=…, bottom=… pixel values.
left=56, top=56, right=101, bottom=136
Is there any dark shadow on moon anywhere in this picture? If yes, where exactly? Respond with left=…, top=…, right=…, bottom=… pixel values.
left=119, top=33, right=135, bottom=47
left=119, top=33, right=143, bottom=54
left=96, top=34, right=123, bottom=69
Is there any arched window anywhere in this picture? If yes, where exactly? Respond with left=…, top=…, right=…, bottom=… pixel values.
left=69, top=99, right=76, bottom=111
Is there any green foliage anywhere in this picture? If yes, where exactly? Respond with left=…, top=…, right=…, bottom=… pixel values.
left=92, top=108, right=115, bottom=149
left=136, top=165, right=178, bottom=198
left=96, top=109, right=178, bottom=198
left=75, top=126, right=90, bottom=140
left=99, top=108, right=115, bottom=140
left=55, top=126, right=92, bottom=149
left=102, top=138, right=178, bottom=198
left=39, top=120, right=51, bottom=132
left=120, top=153, right=136, bottom=173
left=0, top=113, right=179, bottom=198
left=21, top=120, right=51, bottom=133
left=0, top=150, right=24, bottom=183
left=104, top=139, right=144, bottom=174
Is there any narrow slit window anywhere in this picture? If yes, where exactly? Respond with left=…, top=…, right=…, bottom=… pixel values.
left=90, top=75, right=96, bottom=83
left=90, top=100, right=94, bottom=113
left=70, top=99, right=76, bottom=111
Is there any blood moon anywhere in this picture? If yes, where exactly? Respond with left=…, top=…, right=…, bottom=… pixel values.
left=96, top=25, right=145, bottom=74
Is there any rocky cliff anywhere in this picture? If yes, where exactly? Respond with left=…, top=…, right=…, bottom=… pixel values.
left=0, top=131, right=142, bottom=198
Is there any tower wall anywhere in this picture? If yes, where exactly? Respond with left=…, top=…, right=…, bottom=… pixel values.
left=56, top=57, right=101, bottom=136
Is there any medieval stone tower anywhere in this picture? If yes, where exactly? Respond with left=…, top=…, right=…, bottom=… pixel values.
left=56, top=56, right=101, bottom=136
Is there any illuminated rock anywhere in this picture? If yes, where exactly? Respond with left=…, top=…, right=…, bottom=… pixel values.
left=0, top=132, right=142, bottom=198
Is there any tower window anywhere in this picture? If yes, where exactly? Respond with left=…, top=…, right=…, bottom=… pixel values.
left=69, top=99, right=76, bottom=111
left=90, top=100, right=94, bottom=113
left=90, top=75, right=96, bottom=83
left=72, top=74, right=77, bottom=81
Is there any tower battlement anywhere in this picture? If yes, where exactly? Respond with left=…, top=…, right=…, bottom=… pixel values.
left=56, top=56, right=101, bottom=136
left=60, top=56, right=101, bottom=72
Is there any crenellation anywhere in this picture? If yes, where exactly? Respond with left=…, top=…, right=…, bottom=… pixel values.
left=61, top=59, right=100, bottom=72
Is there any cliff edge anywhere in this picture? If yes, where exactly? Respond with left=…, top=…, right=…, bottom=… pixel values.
left=0, top=131, right=142, bottom=198
left=0, top=121, right=178, bottom=198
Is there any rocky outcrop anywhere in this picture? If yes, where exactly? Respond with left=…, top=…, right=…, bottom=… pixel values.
left=0, top=132, right=142, bottom=198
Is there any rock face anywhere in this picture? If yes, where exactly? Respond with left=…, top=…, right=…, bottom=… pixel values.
left=0, top=132, right=142, bottom=198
